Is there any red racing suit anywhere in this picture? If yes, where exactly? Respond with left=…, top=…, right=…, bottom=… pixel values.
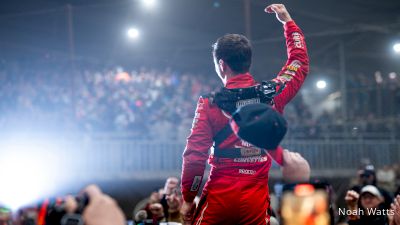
left=181, top=21, right=309, bottom=225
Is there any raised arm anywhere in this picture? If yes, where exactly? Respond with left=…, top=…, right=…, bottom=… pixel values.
left=266, top=4, right=310, bottom=113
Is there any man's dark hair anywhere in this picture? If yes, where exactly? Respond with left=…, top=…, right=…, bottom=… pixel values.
left=212, top=34, right=252, bottom=74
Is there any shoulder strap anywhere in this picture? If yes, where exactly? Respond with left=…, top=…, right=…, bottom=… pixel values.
left=213, top=123, right=233, bottom=149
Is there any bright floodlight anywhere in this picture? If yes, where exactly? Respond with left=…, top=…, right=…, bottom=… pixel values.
left=316, top=80, right=327, bottom=89
left=127, top=28, right=140, bottom=39
left=142, top=0, right=156, bottom=8
left=0, top=141, right=58, bottom=210
left=394, top=43, right=400, bottom=53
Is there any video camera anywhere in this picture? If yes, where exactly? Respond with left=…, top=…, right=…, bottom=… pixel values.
left=17, top=195, right=89, bottom=225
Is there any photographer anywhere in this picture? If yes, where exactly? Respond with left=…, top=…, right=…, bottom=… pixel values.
left=64, top=185, right=125, bottom=225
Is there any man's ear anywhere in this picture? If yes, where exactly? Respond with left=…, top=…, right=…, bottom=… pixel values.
left=218, top=59, right=225, bottom=72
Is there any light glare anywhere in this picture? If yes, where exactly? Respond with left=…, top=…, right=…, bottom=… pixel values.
left=127, top=28, right=140, bottom=39
left=142, top=0, right=156, bottom=8
left=0, top=142, right=59, bottom=210
left=394, top=43, right=400, bottom=53
left=316, top=80, right=327, bottom=89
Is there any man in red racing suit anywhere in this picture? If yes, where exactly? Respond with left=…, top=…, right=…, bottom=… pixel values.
left=180, top=4, right=309, bottom=225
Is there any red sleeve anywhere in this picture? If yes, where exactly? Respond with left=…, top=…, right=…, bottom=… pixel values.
left=273, top=20, right=309, bottom=113
left=180, top=97, right=213, bottom=202
left=267, top=146, right=284, bottom=166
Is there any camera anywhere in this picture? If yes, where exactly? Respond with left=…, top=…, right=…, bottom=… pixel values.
left=17, top=195, right=88, bottom=225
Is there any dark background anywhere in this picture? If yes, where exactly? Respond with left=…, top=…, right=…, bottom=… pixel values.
left=1, top=0, right=399, bottom=79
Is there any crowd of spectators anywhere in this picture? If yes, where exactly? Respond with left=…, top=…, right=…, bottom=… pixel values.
left=1, top=60, right=399, bottom=140
left=285, top=70, right=400, bottom=139
left=132, top=163, right=400, bottom=225
left=133, top=177, right=184, bottom=224
left=347, top=71, right=400, bottom=118
left=0, top=60, right=218, bottom=140
left=1, top=163, right=400, bottom=225
left=338, top=163, right=400, bottom=225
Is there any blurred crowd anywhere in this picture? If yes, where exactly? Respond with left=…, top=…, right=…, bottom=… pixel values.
left=133, top=177, right=184, bottom=224
left=130, top=163, right=400, bottom=225
left=337, top=163, right=400, bottom=225
left=285, top=70, right=400, bottom=139
left=1, top=60, right=399, bottom=140
left=0, top=61, right=218, bottom=140
left=0, top=165, right=400, bottom=225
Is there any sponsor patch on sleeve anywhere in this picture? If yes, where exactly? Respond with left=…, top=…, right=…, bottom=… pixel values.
left=190, top=176, right=202, bottom=191
left=279, top=74, right=294, bottom=82
left=292, top=32, right=304, bottom=48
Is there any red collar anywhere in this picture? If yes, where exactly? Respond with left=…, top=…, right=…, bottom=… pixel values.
left=225, top=73, right=257, bottom=89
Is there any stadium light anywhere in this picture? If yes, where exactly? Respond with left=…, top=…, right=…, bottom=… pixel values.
left=389, top=72, right=397, bottom=80
left=316, top=80, right=327, bottom=89
left=141, top=0, right=156, bottom=9
left=127, top=28, right=140, bottom=39
left=393, top=43, right=400, bottom=54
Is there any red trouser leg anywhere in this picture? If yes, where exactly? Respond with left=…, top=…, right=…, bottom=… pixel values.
left=192, top=176, right=270, bottom=225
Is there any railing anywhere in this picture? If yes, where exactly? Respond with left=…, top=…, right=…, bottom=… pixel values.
left=281, top=140, right=399, bottom=170
left=0, top=137, right=398, bottom=180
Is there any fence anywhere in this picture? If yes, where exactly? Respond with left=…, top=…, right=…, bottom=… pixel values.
left=0, top=137, right=398, bottom=180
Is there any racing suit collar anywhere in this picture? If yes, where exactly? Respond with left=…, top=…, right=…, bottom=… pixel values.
left=225, top=73, right=257, bottom=89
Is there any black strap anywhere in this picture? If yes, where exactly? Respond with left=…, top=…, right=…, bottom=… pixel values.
left=213, top=124, right=267, bottom=158
left=213, top=123, right=234, bottom=148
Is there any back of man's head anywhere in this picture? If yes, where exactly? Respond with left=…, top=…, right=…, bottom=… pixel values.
left=212, top=34, right=252, bottom=74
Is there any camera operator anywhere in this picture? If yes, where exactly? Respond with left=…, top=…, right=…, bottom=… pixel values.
left=64, top=185, right=125, bottom=225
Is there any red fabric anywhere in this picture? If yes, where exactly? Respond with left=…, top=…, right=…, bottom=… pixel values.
left=37, top=199, right=49, bottom=225
left=181, top=20, right=309, bottom=224
left=229, top=119, right=240, bottom=136
left=268, top=146, right=284, bottom=166
left=193, top=177, right=271, bottom=225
